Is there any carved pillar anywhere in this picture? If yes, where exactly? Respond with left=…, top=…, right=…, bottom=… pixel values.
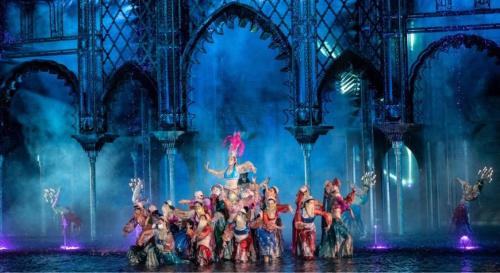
left=301, top=143, right=312, bottom=187
left=78, top=0, right=102, bottom=124
left=291, top=0, right=321, bottom=126
left=392, top=140, right=403, bottom=235
left=289, top=0, right=330, bottom=185
left=20, top=2, right=34, bottom=40
left=36, top=154, right=47, bottom=236
left=88, top=150, right=97, bottom=241
left=157, top=0, right=186, bottom=129
left=72, top=134, right=117, bottom=241
left=48, top=0, right=64, bottom=38
left=378, top=122, right=408, bottom=235
left=286, top=126, right=332, bottom=185
left=76, top=0, right=110, bottom=241
left=152, top=130, right=186, bottom=203
left=382, top=0, right=408, bottom=122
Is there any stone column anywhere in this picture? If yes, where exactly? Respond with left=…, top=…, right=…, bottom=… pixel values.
left=301, top=143, right=313, bottom=187
left=286, top=126, right=332, bottom=186
left=36, top=154, right=47, bottom=236
left=392, top=140, right=404, bottom=235
left=166, top=142, right=176, bottom=203
left=72, top=133, right=117, bottom=241
left=378, top=122, right=408, bottom=235
left=292, top=0, right=317, bottom=108
left=88, top=150, right=97, bottom=241
left=152, top=130, right=186, bottom=203
left=157, top=0, right=186, bottom=129
left=78, top=0, right=102, bottom=121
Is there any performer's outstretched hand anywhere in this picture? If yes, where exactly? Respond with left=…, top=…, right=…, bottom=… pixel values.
left=361, top=171, right=377, bottom=187
left=478, top=166, right=494, bottom=183
left=205, top=161, right=210, bottom=171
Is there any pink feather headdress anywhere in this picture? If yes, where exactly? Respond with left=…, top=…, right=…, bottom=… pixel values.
left=223, top=131, right=245, bottom=157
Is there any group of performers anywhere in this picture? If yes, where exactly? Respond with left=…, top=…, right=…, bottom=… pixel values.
left=37, top=131, right=494, bottom=268
left=122, top=132, right=378, bottom=268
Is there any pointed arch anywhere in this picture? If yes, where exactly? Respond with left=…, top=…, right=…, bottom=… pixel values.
left=407, top=33, right=500, bottom=123
left=180, top=2, right=294, bottom=121
left=102, top=61, right=158, bottom=107
left=316, top=50, right=384, bottom=121
left=0, top=59, right=78, bottom=108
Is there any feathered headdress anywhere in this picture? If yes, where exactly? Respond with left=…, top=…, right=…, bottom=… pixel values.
left=223, top=131, right=245, bottom=157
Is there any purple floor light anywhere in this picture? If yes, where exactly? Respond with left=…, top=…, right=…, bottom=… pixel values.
left=0, top=238, right=10, bottom=250
left=60, top=245, right=80, bottom=250
left=370, top=225, right=390, bottom=250
left=458, top=235, right=478, bottom=250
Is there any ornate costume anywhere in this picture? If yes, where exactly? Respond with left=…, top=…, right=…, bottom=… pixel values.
left=223, top=208, right=256, bottom=263
left=43, top=187, right=81, bottom=247
left=124, top=205, right=163, bottom=268
left=292, top=186, right=310, bottom=256
left=293, top=196, right=331, bottom=260
left=189, top=215, right=214, bottom=266
left=342, top=172, right=377, bottom=238
left=254, top=198, right=292, bottom=262
left=452, top=166, right=493, bottom=237
left=205, top=132, right=256, bottom=191
left=319, top=179, right=356, bottom=259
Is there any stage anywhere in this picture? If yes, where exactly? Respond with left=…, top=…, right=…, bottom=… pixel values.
left=1, top=235, right=500, bottom=272
left=1, top=247, right=499, bottom=272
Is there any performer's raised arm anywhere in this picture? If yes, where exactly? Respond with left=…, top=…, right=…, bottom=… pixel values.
left=205, top=161, right=224, bottom=178
left=51, top=187, right=61, bottom=213
left=174, top=208, right=194, bottom=220
left=237, top=161, right=257, bottom=174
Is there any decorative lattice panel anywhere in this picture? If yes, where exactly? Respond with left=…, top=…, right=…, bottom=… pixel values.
left=316, top=0, right=383, bottom=79
left=189, top=0, right=291, bottom=40
left=101, top=0, right=157, bottom=79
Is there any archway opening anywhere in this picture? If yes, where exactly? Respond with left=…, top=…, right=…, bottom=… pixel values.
left=2, top=67, right=85, bottom=239
left=413, top=46, right=500, bottom=230
left=315, top=64, right=382, bottom=237
left=382, top=146, right=420, bottom=234
left=98, top=68, right=159, bottom=241
left=177, top=16, right=299, bottom=240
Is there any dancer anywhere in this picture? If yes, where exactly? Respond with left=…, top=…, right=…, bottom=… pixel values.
left=222, top=207, right=256, bottom=263
left=292, top=185, right=311, bottom=256
left=205, top=132, right=257, bottom=192
left=154, top=217, right=185, bottom=265
left=293, top=196, right=332, bottom=260
left=209, top=184, right=230, bottom=261
left=319, top=178, right=356, bottom=258
left=161, top=200, right=181, bottom=234
left=253, top=196, right=292, bottom=262
left=452, top=166, right=493, bottom=237
left=342, top=171, right=377, bottom=238
left=188, top=214, right=214, bottom=266
left=123, top=204, right=162, bottom=267
left=179, top=190, right=212, bottom=216
left=43, top=187, right=81, bottom=247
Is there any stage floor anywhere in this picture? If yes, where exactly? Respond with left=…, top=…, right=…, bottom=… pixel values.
left=1, top=248, right=499, bottom=272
